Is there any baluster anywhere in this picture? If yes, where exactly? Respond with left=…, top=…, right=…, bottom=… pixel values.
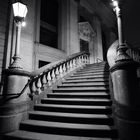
left=59, top=65, right=63, bottom=78
left=31, top=81, right=37, bottom=94
left=75, top=57, right=78, bottom=67
left=70, top=60, right=72, bottom=71
left=62, top=63, right=66, bottom=76
left=77, top=56, right=80, bottom=67
left=81, top=55, right=84, bottom=65
left=47, top=71, right=52, bottom=86
left=55, top=66, right=60, bottom=79
left=65, top=62, right=68, bottom=74
left=82, top=55, right=85, bottom=64
left=73, top=59, right=76, bottom=69
left=85, top=55, right=87, bottom=64
left=83, top=55, right=87, bottom=64
left=85, top=55, right=88, bottom=64
left=51, top=69, right=56, bottom=83
left=36, top=77, right=42, bottom=94
left=79, top=56, right=82, bottom=67
left=73, top=58, right=76, bottom=69
left=87, top=55, right=90, bottom=64
left=83, top=55, right=86, bottom=65
left=80, top=55, right=83, bottom=65
left=67, top=61, right=70, bottom=73
left=72, top=59, right=75, bottom=69
left=42, top=74, right=47, bottom=88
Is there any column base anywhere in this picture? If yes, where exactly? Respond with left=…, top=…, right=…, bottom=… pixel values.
left=115, top=116, right=140, bottom=140
left=0, top=100, right=33, bottom=134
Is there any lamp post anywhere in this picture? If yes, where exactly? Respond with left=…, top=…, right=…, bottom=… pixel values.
left=9, top=1, right=28, bottom=69
left=111, top=0, right=131, bottom=62
left=0, top=2, right=31, bottom=134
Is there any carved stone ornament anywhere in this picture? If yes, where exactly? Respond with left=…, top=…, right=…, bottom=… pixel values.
left=78, top=22, right=96, bottom=42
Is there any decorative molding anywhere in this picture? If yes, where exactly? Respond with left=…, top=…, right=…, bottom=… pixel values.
left=78, top=22, right=96, bottom=42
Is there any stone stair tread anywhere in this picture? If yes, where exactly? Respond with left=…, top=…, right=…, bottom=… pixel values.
left=6, top=130, right=113, bottom=140
left=58, top=84, right=109, bottom=87
left=53, top=87, right=109, bottom=91
left=48, top=93, right=109, bottom=95
left=21, top=120, right=112, bottom=130
left=78, top=69, right=109, bottom=71
left=80, top=69, right=107, bottom=71
left=77, top=69, right=109, bottom=73
left=35, top=104, right=110, bottom=109
left=66, top=76, right=109, bottom=80
left=82, top=65, right=108, bottom=68
left=62, top=83, right=109, bottom=86
left=65, top=78, right=109, bottom=82
left=71, top=74, right=108, bottom=77
left=29, top=111, right=111, bottom=119
left=47, top=92, right=110, bottom=99
left=64, top=79, right=109, bottom=83
left=85, top=63, right=107, bottom=67
left=42, top=98, right=111, bottom=102
left=74, top=71, right=108, bottom=74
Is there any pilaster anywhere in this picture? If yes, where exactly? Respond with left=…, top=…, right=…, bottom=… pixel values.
left=93, top=16, right=103, bottom=62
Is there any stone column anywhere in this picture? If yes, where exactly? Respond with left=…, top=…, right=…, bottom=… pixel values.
left=59, top=0, right=80, bottom=55
left=93, top=16, right=103, bottom=62
left=110, top=60, right=140, bottom=140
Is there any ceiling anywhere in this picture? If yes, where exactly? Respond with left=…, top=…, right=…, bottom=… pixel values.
left=84, top=0, right=140, bottom=47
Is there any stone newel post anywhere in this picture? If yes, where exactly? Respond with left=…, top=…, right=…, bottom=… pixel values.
left=0, top=1, right=31, bottom=134
left=109, top=0, right=140, bottom=139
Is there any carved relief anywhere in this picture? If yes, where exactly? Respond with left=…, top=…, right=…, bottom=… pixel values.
left=78, top=22, right=96, bottom=42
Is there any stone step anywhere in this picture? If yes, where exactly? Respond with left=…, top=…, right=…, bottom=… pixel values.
left=4, top=130, right=116, bottom=140
left=19, top=120, right=117, bottom=138
left=81, top=68, right=107, bottom=71
left=80, top=64, right=108, bottom=68
left=41, top=98, right=112, bottom=106
left=77, top=69, right=109, bottom=73
left=82, top=63, right=108, bottom=68
left=47, top=93, right=110, bottom=99
left=58, top=84, right=109, bottom=88
left=70, top=74, right=109, bottom=78
left=62, top=82, right=109, bottom=86
left=64, top=79, right=109, bottom=83
left=72, top=72, right=109, bottom=77
left=34, top=104, right=112, bottom=114
left=29, top=111, right=114, bottom=125
left=86, top=62, right=106, bottom=65
left=75, top=70, right=109, bottom=75
left=82, top=67, right=108, bottom=71
left=53, top=87, right=109, bottom=93
left=66, top=76, right=109, bottom=81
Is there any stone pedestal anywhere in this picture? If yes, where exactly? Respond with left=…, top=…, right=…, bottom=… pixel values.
left=0, top=69, right=31, bottom=134
left=110, top=60, right=140, bottom=140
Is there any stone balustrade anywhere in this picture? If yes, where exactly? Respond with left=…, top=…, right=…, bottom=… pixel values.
left=29, top=51, right=89, bottom=97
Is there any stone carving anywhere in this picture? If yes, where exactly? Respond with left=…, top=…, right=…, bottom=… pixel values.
left=78, top=22, right=96, bottom=42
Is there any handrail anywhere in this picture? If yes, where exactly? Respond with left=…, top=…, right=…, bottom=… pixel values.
left=31, top=51, right=89, bottom=77
left=28, top=51, right=90, bottom=98
left=1, top=51, right=90, bottom=101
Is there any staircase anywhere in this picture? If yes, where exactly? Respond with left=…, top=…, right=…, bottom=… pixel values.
left=4, top=62, right=118, bottom=140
